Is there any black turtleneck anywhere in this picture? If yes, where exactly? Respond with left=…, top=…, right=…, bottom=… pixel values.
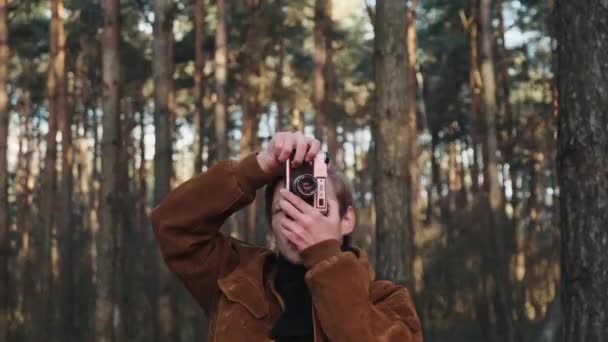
left=269, top=254, right=314, bottom=341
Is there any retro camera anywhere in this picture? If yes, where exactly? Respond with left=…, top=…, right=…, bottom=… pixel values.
left=285, top=151, right=329, bottom=211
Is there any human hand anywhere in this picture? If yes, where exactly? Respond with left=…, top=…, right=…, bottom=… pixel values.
left=276, top=188, right=342, bottom=251
left=256, top=131, right=321, bottom=177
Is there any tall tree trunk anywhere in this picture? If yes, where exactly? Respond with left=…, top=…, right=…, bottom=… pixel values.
left=274, top=39, right=285, bottom=133
left=193, top=0, right=206, bottom=174
left=139, top=102, right=155, bottom=342
left=15, top=85, right=34, bottom=340
left=479, top=0, right=502, bottom=228
left=496, top=5, right=522, bottom=302
left=89, top=76, right=102, bottom=342
left=98, top=0, right=123, bottom=340
left=214, top=0, right=228, bottom=161
left=120, top=88, right=138, bottom=341
left=479, top=0, right=514, bottom=340
left=496, top=0, right=513, bottom=151
left=134, top=90, right=157, bottom=342
left=15, top=82, right=33, bottom=340
left=557, top=1, right=608, bottom=340
left=37, top=0, right=62, bottom=337
left=51, top=1, right=75, bottom=339
left=240, top=0, right=264, bottom=242
left=406, top=0, right=420, bottom=278
left=87, top=77, right=102, bottom=342
left=153, top=0, right=176, bottom=340
left=50, top=3, right=69, bottom=337
left=0, top=0, right=9, bottom=338
left=73, top=35, right=94, bottom=342
left=462, top=0, right=482, bottom=193
left=22, top=87, right=39, bottom=340
left=373, top=0, right=413, bottom=285
left=313, top=0, right=328, bottom=140
left=428, top=133, right=445, bottom=223
left=323, top=1, right=338, bottom=161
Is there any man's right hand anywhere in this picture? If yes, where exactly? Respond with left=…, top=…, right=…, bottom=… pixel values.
left=256, top=131, right=321, bottom=177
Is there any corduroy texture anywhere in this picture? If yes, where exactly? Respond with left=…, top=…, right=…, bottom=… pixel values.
left=150, top=153, right=423, bottom=342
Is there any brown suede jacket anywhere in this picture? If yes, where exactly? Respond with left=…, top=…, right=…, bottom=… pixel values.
left=150, top=152, right=423, bottom=342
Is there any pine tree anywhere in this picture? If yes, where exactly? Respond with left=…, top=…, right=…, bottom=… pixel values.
left=557, top=0, right=608, bottom=340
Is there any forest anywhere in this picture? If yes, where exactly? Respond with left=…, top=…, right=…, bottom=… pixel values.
left=0, top=0, right=606, bottom=341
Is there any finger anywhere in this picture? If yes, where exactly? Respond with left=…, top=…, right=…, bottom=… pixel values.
left=280, top=188, right=316, bottom=216
left=292, top=135, right=309, bottom=167
left=305, top=139, right=321, bottom=162
left=280, top=217, right=307, bottom=248
left=280, top=216, right=305, bottom=235
left=278, top=133, right=295, bottom=162
left=280, top=227, right=305, bottom=251
left=272, top=134, right=285, bottom=159
left=278, top=196, right=307, bottom=222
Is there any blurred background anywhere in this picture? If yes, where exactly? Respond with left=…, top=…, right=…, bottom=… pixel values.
left=0, top=0, right=561, bottom=341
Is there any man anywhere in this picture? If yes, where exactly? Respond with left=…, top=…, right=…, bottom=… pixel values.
left=151, top=131, right=422, bottom=341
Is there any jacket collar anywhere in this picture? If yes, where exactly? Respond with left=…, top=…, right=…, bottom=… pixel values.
left=217, top=246, right=375, bottom=319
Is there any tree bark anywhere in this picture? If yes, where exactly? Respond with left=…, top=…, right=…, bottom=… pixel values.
left=462, top=0, right=482, bottom=193
left=134, top=90, right=157, bottom=342
left=97, top=0, right=123, bottom=340
left=274, top=39, right=285, bottom=133
left=14, top=79, right=33, bottom=340
left=240, top=0, right=265, bottom=242
left=89, top=69, right=102, bottom=342
left=15, top=85, right=34, bottom=341
left=479, top=0, right=501, bottom=224
left=51, top=1, right=75, bottom=339
left=406, top=0, right=420, bottom=275
left=37, top=0, right=63, bottom=337
left=323, top=2, right=338, bottom=161
left=153, top=0, right=176, bottom=340
left=427, top=133, right=443, bottom=223
left=496, top=0, right=514, bottom=153
left=0, top=0, right=9, bottom=338
left=152, top=1, right=174, bottom=221
left=373, top=0, right=413, bottom=285
left=193, top=0, right=206, bottom=174
left=21, top=86, right=38, bottom=340
left=120, top=87, right=139, bottom=341
left=214, top=0, right=228, bottom=161
left=73, top=37, right=94, bottom=342
left=479, top=0, right=514, bottom=340
left=556, top=1, right=608, bottom=340
left=87, top=74, right=102, bottom=338
left=313, top=0, right=328, bottom=140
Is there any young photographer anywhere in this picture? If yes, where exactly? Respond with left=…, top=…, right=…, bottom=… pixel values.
left=150, top=131, right=422, bottom=341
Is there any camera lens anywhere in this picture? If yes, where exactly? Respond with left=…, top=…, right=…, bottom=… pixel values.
left=293, top=174, right=318, bottom=198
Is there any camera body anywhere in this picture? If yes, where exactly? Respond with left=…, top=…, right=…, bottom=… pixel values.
left=286, top=152, right=329, bottom=212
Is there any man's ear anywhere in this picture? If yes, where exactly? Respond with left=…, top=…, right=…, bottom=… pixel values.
left=340, top=206, right=355, bottom=235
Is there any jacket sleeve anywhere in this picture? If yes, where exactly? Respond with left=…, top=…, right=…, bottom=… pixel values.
left=301, top=240, right=423, bottom=342
left=149, top=152, right=273, bottom=314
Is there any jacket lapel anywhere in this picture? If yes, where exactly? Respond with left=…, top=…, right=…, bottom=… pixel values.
left=217, top=248, right=272, bottom=319
left=215, top=245, right=376, bottom=340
